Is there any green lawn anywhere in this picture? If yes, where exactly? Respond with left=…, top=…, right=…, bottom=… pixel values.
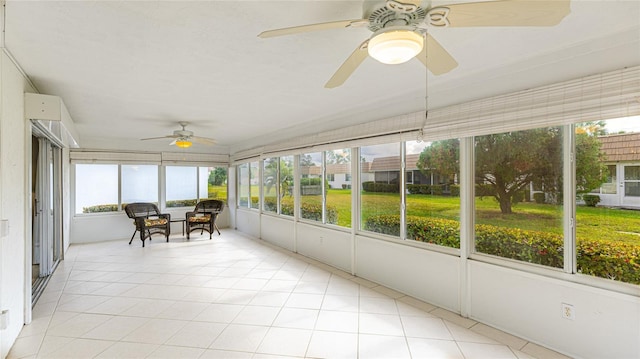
left=208, top=185, right=228, bottom=202
left=298, top=190, right=640, bottom=245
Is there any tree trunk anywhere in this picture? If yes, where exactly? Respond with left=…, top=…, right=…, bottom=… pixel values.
left=497, top=194, right=513, bottom=214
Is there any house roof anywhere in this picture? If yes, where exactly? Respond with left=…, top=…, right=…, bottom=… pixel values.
left=368, top=153, right=421, bottom=172
left=600, top=132, right=640, bottom=162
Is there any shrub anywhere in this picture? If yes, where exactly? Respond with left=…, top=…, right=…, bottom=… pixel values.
left=281, top=200, right=294, bottom=216
left=475, top=224, right=564, bottom=268
left=300, top=177, right=323, bottom=186
left=577, top=239, right=640, bottom=283
left=300, top=202, right=337, bottom=224
left=475, top=184, right=495, bottom=197
left=363, top=214, right=401, bottom=236
left=407, top=216, right=460, bottom=248
left=450, top=185, right=460, bottom=197
left=407, top=184, right=430, bottom=194
left=582, top=194, right=601, bottom=207
left=363, top=214, right=639, bottom=284
left=431, top=185, right=443, bottom=195
left=511, top=191, right=526, bottom=205
left=166, top=199, right=197, bottom=208
left=264, top=197, right=278, bottom=212
left=533, top=192, right=546, bottom=204
left=83, top=204, right=118, bottom=213
left=362, top=181, right=399, bottom=193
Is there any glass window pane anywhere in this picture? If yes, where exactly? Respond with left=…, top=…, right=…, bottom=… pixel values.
left=263, top=158, right=279, bottom=213
left=238, top=163, right=250, bottom=208
left=250, top=161, right=260, bottom=209
left=406, top=140, right=460, bottom=248
left=360, top=143, right=401, bottom=236
left=75, top=164, right=118, bottom=214
left=576, top=118, right=640, bottom=284
left=166, top=166, right=197, bottom=208
left=280, top=156, right=294, bottom=216
left=300, top=153, right=323, bottom=222
left=121, top=165, right=158, bottom=206
left=200, top=167, right=227, bottom=202
left=598, top=165, right=617, bottom=194
left=474, top=127, right=563, bottom=268
left=326, top=149, right=351, bottom=227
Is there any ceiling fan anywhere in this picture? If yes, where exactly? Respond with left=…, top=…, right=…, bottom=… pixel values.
left=259, top=0, right=571, bottom=88
left=141, top=122, right=215, bottom=148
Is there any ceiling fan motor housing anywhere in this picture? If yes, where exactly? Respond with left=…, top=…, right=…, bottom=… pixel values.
left=364, top=0, right=427, bottom=32
left=173, top=129, right=194, bottom=137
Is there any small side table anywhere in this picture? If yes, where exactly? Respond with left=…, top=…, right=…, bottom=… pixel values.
left=170, top=218, right=186, bottom=236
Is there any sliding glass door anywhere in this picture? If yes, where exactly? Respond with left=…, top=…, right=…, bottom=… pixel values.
left=32, top=135, right=62, bottom=304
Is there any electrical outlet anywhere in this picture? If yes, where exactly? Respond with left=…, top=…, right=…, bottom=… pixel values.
left=0, top=219, right=8, bottom=238
left=561, top=303, right=575, bottom=320
left=0, top=310, right=9, bottom=330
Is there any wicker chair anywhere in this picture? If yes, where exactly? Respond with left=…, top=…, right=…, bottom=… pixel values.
left=124, top=203, right=171, bottom=247
left=185, top=199, right=223, bottom=239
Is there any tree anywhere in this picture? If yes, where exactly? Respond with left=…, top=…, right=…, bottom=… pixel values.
left=417, top=139, right=459, bottom=181
left=263, top=157, right=294, bottom=197
left=575, top=126, right=608, bottom=194
left=474, top=129, right=561, bottom=214
left=300, top=154, right=315, bottom=166
left=208, top=167, right=227, bottom=186
left=326, top=149, right=351, bottom=164
left=417, top=126, right=606, bottom=214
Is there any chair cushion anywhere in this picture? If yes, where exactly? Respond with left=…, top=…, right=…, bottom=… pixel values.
left=189, top=215, right=211, bottom=223
left=144, top=218, right=168, bottom=226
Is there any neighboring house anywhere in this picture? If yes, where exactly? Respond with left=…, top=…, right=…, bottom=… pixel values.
left=326, top=163, right=352, bottom=189
left=300, top=154, right=453, bottom=190
left=592, top=133, right=640, bottom=208
left=367, top=153, right=448, bottom=186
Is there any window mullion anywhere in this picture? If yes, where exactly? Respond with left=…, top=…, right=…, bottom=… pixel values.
left=400, top=142, right=406, bottom=240
left=564, top=124, right=577, bottom=274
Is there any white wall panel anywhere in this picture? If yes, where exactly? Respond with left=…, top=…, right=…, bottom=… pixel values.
left=235, top=209, right=260, bottom=239
left=260, top=215, right=295, bottom=251
left=469, top=261, right=640, bottom=359
left=0, top=51, right=34, bottom=356
left=296, top=223, right=351, bottom=272
left=69, top=206, right=230, bottom=244
left=71, top=214, right=132, bottom=244
left=355, top=235, right=460, bottom=312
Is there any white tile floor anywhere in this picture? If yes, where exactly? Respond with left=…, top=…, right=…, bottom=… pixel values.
left=9, top=230, right=571, bottom=359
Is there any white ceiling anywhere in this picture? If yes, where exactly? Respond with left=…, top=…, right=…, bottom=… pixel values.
left=5, top=0, right=640, bottom=155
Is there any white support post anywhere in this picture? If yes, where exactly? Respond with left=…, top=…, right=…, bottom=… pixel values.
left=459, top=137, right=474, bottom=318
left=564, top=125, right=577, bottom=274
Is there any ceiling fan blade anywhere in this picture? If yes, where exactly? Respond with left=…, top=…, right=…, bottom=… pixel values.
left=258, top=19, right=368, bottom=38
left=325, top=40, right=370, bottom=89
left=169, top=139, right=178, bottom=146
left=437, top=0, right=571, bottom=27
left=140, top=135, right=179, bottom=141
left=191, top=136, right=216, bottom=145
left=416, top=33, right=458, bottom=75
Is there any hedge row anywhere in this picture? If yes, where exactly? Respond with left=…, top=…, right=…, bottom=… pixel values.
left=83, top=204, right=118, bottom=213
left=85, top=199, right=227, bottom=213
left=363, top=215, right=640, bottom=284
left=362, top=181, right=399, bottom=193
left=166, top=199, right=198, bottom=208
left=263, top=197, right=337, bottom=224
left=407, top=184, right=444, bottom=195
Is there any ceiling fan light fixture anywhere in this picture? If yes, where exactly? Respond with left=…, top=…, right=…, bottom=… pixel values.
left=368, top=28, right=423, bottom=65
left=175, top=139, right=192, bottom=148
